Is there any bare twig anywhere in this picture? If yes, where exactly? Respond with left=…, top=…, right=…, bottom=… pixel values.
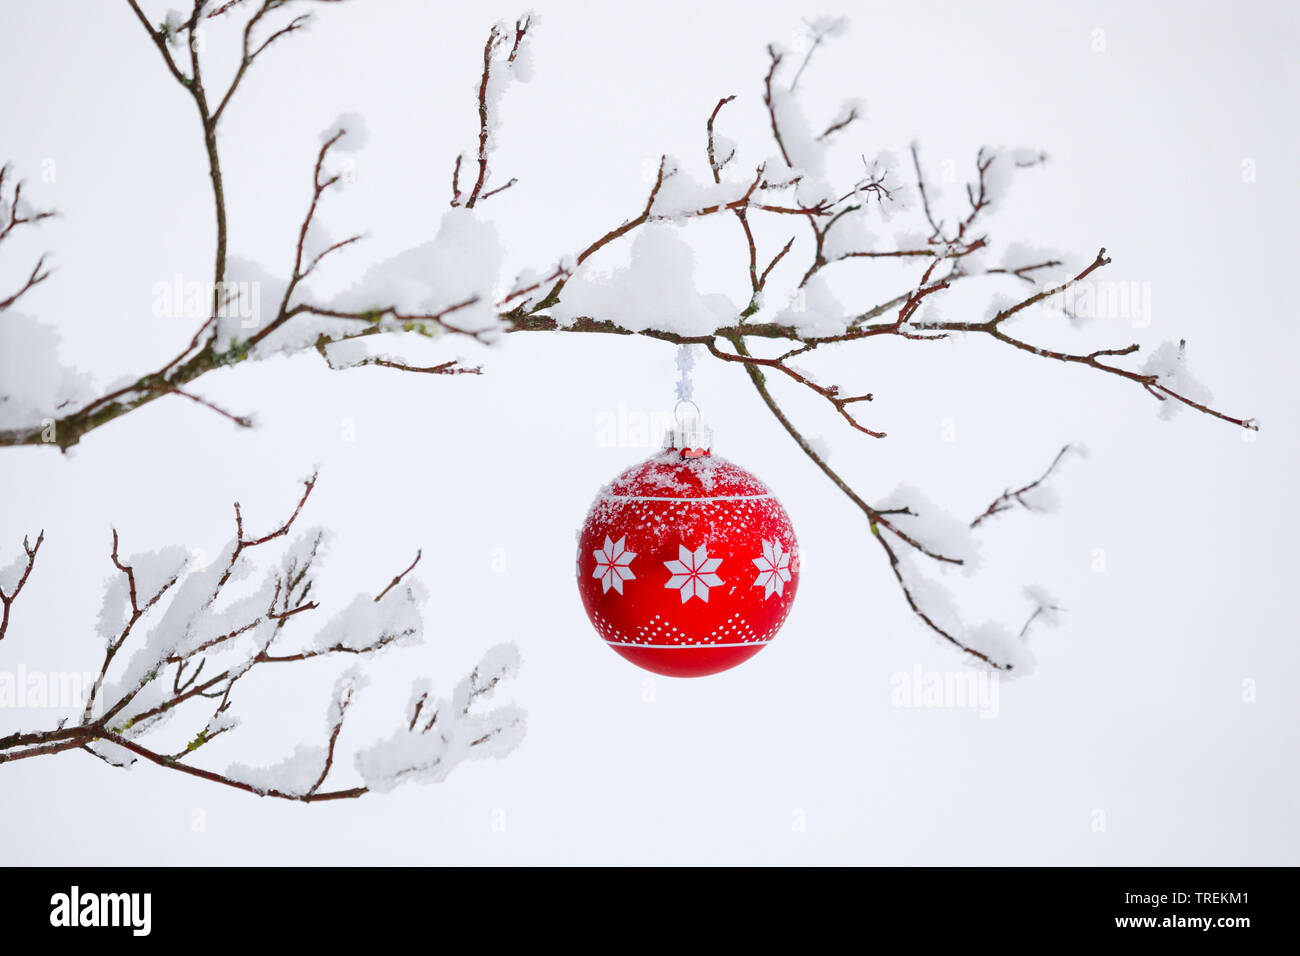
left=376, top=551, right=422, bottom=603
left=0, top=532, right=43, bottom=643
left=972, top=445, right=1075, bottom=528
left=0, top=167, right=56, bottom=312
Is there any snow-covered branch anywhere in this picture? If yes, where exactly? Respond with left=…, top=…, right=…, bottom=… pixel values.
left=0, top=165, right=56, bottom=312
left=0, top=531, right=43, bottom=643
left=971, top=444, right=1083, bottom=529
left=452, top=13, right=533, bottom=209
left=0, top=7, right=1258, bottom=672
left=0, top=475, right=524, bottom=801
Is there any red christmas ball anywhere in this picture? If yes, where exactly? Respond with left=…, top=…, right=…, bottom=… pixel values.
left=576, top=435, right=799, bottom=677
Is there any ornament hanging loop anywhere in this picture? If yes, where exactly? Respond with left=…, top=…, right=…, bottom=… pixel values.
left=667, top=344, right=710, bottom=452
left=666, top=381, right=711, bottom=456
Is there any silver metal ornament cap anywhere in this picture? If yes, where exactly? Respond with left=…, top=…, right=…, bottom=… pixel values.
left=663, top=401, right=712, bottom=454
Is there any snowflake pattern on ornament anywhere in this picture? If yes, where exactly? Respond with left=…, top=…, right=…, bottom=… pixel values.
left=751, top=538, right=792, bottom=599
left=592, top=536, right=637, bottom=594
left=663, top=544, right=724, bottom=603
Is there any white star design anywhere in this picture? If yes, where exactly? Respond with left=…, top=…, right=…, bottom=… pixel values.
left=751, top=538, right=792, bottom=599
left=663, top=544, right=724, bottom=603
left=592, top=536, right=637, bottom=594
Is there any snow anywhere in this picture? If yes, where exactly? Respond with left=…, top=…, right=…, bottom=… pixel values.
left=821, top=208, right=878, bottom=260
left=1012, top=146, right=1045, bottom=166
left=764, top=74, right=833, bottom=208
left=550, top=223, right=737, bottom=335
left=1023, top=585, right=1064, bottom=628
left=0, top=312, right=94, bottom=430
left=203, top=708, right=240, bottom=739
left=862, top=150, right=915, bottom=222
left=406, top=677, right=432, bottom=718
left=509, top=26, right=536, bottom=82
left=1015, top=483, right=1060, bottom=514
left=227, top=743, right=328, bottom=797
left=871, top=490, right=1044, bottom=672
left=649, top=155, right=750, bottom=219
left=824, top=97, right=865, bottom=135
left=0, top=547, right=32, bottom=593
left=906, top=303, right=944, bottom=334
left=94, top=545, right=189, bottom=646
left=129, top=545, right=190, bottom=603
left=965, top=621, right=1034, bottom=673
left=224, top=210, right=510, bottom=360
left=956, top=241, right=991, bottom=275
left=877, top=483, right=981, bottom=570
left=473, top=642, right=522, bottom=688
left=1141, top=340, right=1213, bottom=420
left=712, top=133, right=738, bottom=170
left=979, top=146, right=1042, bottom=212
left=99, top=539, right=240, bottom=715
left=93, top=576, right=130, bottom=648
left=70, top=515, right=526, bottom=798
left=83, top=739, right=138, bottom=768
left=320, top=112, right=370, bottom=152
left=328, top=208, right=506, bottom=338
left=98, top=527, right=329, bottom=727
left=983, top=292, right=1020, bottom=324
left=893, top=554, right=964, bottom=636
left=315, top=336, right=371, bottom=369
left=481, top=17, right=538, bottom=157
left=772, top=275, right=848, bottom=338
left=893, top=556, right=1036, bottom=672
left=758, top=153, right=798, bottom=188
left=803, top=15, right=849, bottom=40
left=301, top=221, right=336, bottom=267
left=354, top=643, right=524, bottom=793
left=216, top=256, right=288, bottom=354
left=892, top=229, right=931, bottom=254
left=328, top=666, right=367, bottom=723
left=309, top=579, right=427, bottom=653
left=980, top=151, right=1014, bottom=209
left=1001, top=241, right=1066, bottom=276
left=162, top=9, right=184, bottom=44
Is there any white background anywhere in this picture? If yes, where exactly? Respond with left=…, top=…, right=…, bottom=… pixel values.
left=0, top=0, right=1296, bottom=864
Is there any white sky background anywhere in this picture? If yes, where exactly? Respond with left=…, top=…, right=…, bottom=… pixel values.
left=0, top=0, right=1296, bottom=864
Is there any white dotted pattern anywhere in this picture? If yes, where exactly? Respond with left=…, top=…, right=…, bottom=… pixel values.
left=590, top=608, right=792, bottom=649
left=607, top=495, right=776, bottom=537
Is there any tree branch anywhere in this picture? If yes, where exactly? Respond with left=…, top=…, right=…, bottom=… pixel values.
left=2, top=476, right=522, bottom=800
left=0, top=531, right=43, bottom=643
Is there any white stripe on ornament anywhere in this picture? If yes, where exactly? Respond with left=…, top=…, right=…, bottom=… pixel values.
left=603, top=640, right=772, bottom=648
left=601, top=494, right=772, bottom=503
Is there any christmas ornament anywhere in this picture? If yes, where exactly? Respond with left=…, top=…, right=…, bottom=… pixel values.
left=576, top=407, right=799, bottom=678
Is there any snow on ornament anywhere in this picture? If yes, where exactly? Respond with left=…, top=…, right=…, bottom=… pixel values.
left=576, top=413, right=799, bottom=677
